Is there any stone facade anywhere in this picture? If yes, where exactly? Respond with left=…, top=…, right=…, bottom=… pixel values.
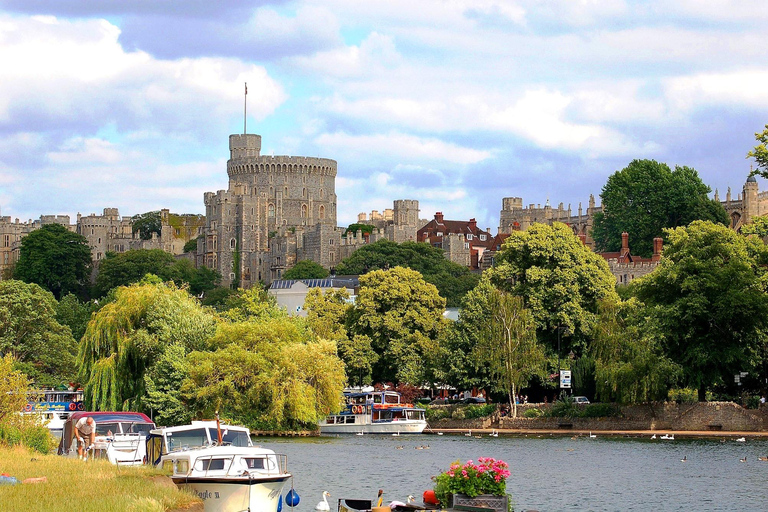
left=499, top=195, right=598, bottom=248
left=418, top=212, right=494, bottom=270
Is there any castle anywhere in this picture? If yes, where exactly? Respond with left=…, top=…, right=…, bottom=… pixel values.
left=2, top=130, right=766, bottom=289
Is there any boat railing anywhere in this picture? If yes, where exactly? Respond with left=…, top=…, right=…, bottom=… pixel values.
left=191, top=452, right=289, bottom=478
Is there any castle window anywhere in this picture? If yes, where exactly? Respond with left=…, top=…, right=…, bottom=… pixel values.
left=301, top=204, right=307, bottom=218
left=268, top=204, right=275, bottom=217
left=175, top=228, right=180, bottom=236
left=91, top=229, right=94, bottom=235
left=230, top=238, right=236, bottom=249
left=302, top=188, right=307, bottom=198
left=230, top=272, right=236, bottom=281
left=329, top=252, right=335, bottom=262
left=3, top=235, right=8, bottom=247
left=319, top=205, right=325, bottom=219
left=329, top=238, right=334, bottom=245
left=98, top=237, right=101, bottom=244
left=284, top=187, right=288, bottom=196
left=320, top=189, right=324, bottom=199
left=270, top=187, right=274, bottom=196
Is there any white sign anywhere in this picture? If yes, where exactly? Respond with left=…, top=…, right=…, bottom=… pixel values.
left=560, top=370, right=572, bottom=389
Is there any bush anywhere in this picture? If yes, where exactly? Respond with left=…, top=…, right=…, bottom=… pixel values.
left=20, top=425, right=56, bottom=453
left=463, top=404, right=495, bottom=419
left=580, top=403, right=619, bottom=418
left=546, top=398, right=578, bottom=419
left=522, top=408, right=543, bottom=418
left=425, top=407, right=452, bottom=422
left=545, top=398, right=618, bottom=419
left=451, top=407, right=466, bottom=420
left=0, top=423, right=22, bottom=447
left=668, top=388, right=699, bottom=404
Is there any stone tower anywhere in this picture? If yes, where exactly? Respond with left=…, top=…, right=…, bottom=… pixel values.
left=743, top=175, right=759, bottom=225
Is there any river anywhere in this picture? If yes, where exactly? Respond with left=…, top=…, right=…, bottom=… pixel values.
left=260, top=433, right=768, bottom=511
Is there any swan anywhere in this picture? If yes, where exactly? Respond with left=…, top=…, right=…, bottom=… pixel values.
left=490, top=430, right=499, bottom=437
left=650, top=434, right=656, bottom=439
left=589, top=432, right=596, bottom=438
left=356, top=431, right=364, bottom=436
left=736, top=437, right=746, bottom=442
left=316, top=491, right=331, bottom=512
left=437, top=432, right=444, bottom=436
left=465, top=430, right=472, bottom=437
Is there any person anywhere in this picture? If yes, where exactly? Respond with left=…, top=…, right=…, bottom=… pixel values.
left=73, top=416, right=96, bottom=460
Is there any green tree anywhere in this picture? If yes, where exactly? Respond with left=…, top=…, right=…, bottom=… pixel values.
left=78, top=280, right=218, bottom=411
left=633, top=221, right=768, bottom=401
left=335, top=239, right=479, bottom=306
left=349, top=266, right=445, bottom=384
left=590, top=299, right=679, bottom=404
left=477, top=288, right=545, bottom=417
left=188, top=266, right=221, bottom=296
left=0, top=354, right=30, bottom=424
left=740, top=215, right=768, bottom=238
left=132, top=211, right=162, bottom=240
left=14, top=224, right=92, bottom=299
left=55, top=293, right=97, bottom=342
left=747, top=124, right=768, bottom=178
left=0, top=280, right=77, bottom=386
left=94, top=249, right=176, bottom=296
left=488, top=222, right=618, bottom=354
left=283, top=260, right=330, bottom=280
left=592, top=159, right=729, bottom=257
left=143, top=343, right=193, bottom=426
left=183, top=237, right=200, bottom=253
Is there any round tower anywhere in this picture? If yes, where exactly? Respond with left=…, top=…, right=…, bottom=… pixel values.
left=744, top=175, right=759, bottom=224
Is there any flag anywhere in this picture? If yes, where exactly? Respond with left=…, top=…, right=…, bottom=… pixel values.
left=245, top=82, right=248, bottom=95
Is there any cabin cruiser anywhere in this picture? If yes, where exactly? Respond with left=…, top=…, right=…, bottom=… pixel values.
left=23, top=389, right=84, bottom=438
left=57, top=411, right=155, bottom=465
left=145, top=420, right=291, bottom=512
left=319, top=388, right=427, bottom=434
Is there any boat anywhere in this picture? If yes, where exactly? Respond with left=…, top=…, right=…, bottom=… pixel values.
left=145, top=419, right=291, bottom=512
left=57, top=411, right=155, bottom=465
left=319, top=388, right=427, bottom=434
left=23, top=389, right=84, bottom=438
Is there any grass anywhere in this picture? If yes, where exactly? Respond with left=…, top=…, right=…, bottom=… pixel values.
left=0, top=446, right=201, bottom=512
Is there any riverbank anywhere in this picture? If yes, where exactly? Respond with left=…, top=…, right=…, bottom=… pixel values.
left=0, top=446, right=201, bottom=512
left=426, top=427, right=768, bottom=438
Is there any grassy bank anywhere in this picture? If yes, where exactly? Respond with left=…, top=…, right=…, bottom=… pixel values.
left=0, top=446, right=200, bottom=512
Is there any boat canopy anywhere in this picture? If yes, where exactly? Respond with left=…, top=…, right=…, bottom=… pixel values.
left=57, top=412, right=154, bottom=455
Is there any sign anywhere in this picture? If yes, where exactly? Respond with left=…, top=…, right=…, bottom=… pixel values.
left=560, top=370, right=572, bottom=389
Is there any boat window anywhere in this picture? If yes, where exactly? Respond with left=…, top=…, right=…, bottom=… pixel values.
left=162, top=460, right=174, bottom=472
left=167, top=428, right=209, bottom=451
left=242, top=457, right=266, bottom=469
left=196, top=458, right=230, bottom=471
left=345, top=416, right=355, bottom=424
left=176, top=460, right=189, bottom=474
left=96, top=422, right=120, bottom=435
left=207, top=428, right=250, bottom=447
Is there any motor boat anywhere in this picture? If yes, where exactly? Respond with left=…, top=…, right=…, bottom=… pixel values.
left=319, top=388, right=427, bottom=434
left=23, top=389, right=84, bottom=439
left=57, top=411, right=155, bottom=465
left=145, top=419, right=291, bottom=512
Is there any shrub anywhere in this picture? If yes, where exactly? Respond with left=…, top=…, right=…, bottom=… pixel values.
left=425, top=407, right=452, bottom=422
left=463, top=404, right=495, bottom=419
left=0, top=423, right=22, bottom=447
left=20, top=425, right=57, bottom=453
left=522, top=408, right=543, bottom=418
left=451, top=407, right=466, bottom=420
left=546, top=398, right=578, bottom=418
left=668, top=388, right=699, bottom=404
left=580, top=403, right=619, bottom=418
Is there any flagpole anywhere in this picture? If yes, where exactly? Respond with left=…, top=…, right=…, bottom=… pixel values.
left=244, top=82, right=247, bottom=135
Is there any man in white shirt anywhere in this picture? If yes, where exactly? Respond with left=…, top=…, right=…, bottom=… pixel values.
left=73, top=416, right=96, bottom=460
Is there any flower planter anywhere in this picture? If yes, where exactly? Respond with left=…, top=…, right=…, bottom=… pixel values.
left=452, top=493, right=510, bottom=512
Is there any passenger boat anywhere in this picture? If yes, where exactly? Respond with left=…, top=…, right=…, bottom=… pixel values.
left=145, top=420, right=291, bottom=512
left=57, top=411, right=155, bottom=466
left=23, top=389, right=84, bottom=438
left=319, top=388, right=427, bottom=434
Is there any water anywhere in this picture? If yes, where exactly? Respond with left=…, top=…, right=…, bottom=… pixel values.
left=258, top=434, right=768, bottom=512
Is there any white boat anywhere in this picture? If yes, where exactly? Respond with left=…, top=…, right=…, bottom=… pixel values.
left=145, top=420, right=291, bottom=512
left=23, top=389, right=84, bottom=438
left=319, top=389, right=427, bottom=434
left=58, top=411, right=155, bottom=466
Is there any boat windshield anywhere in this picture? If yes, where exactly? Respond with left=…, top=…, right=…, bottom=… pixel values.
left=95, top=421, right=154, bottom=436
left=206, top=428, right=250, bottom=447
left=166, top=428, right=209, bottom=451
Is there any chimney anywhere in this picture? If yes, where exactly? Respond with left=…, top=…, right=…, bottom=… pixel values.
left=435, top=212, right=444, bottom=223
left=620, top=232, right=629, bottom=261
left=468, top=218, right=477, bottom=230
left=578, top=234, right=587, bottom=245
left=652, top=237, right=663, bottom=262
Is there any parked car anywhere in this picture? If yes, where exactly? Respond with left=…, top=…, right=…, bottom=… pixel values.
left=572, top=396, right=590, bottom=405
left=462, top=396, right=487, bottom=404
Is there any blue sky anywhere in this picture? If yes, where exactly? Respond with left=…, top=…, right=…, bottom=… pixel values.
left=1, top=0, right=767, bottom=231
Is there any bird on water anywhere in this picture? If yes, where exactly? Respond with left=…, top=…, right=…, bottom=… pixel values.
left=316, top=491, right=331, bottom=511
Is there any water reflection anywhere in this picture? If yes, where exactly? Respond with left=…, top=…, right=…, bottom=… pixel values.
left=259, top=434, right=768, bottom=511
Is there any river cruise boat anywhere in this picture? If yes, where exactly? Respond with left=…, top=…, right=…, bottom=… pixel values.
left=57, top=411, right=155, bottom=465
left=23, top=389, right=84, bottom=438
left=319, top=389, right=427, bottom=434
left=145, top=420, right=291, bottom=512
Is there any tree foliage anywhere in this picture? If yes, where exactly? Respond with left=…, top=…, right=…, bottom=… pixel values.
left=740, top=215, right=768, bottom=238
left=335, top=239, right=479, bottom=306
left=0, top=354, right=30, bottom=424
left=747, top=124, right=768, bottom=178
left=283, top=260, right=330, bottom=280
left=592, top=159, right=729, bottom=257
left=632, top=220, right=768, bottom=400
left=14, top=223, right=92, bottom=299
left=0, top=280, right=77, bottom=386
left=349, top=266, right=445, bottom=384
left=343, top=223, right=376, bottom=237
left=132, top=211, right=162, bottom=240
left=590, top=299, right=679, bottom=404
left=488, top=222, right=618, bottom=354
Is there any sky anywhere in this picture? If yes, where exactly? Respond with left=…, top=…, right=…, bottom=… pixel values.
left=1, top=1, right=768, bottom=231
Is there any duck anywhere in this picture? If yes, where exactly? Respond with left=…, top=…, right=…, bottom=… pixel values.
left=395, top=445, right=404, bottom=450
left=740, top=456, right=747, bottom=463
left=757, top=456, right=768, bottom=461
left=316, top=491, right=331, bottom=512
left=415, top=445, right=423, bottom=450
left=680, top=456, right=687, bottom=462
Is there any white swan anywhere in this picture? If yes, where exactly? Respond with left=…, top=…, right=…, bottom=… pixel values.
left=589, top=432, right=596, bottom=438
left=316, top=491, right=331, bottom=511
left=736, top=437, right=746, bottom=442
left=650, top=434, right=656, bottom=439
left=465, top=430, right=472, bottom=437
left=490, top=430, right=499, bottom=437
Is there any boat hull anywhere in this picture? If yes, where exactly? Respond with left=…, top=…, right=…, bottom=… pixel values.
left=319, top=420, right=426, bottom=434
left=174, top=476, right=290, bottom=512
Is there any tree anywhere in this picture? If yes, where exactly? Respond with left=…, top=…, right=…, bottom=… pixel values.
left=0, top=280, right=77, bottom=386
left=0, top=354, right=30, bottom=424
left=14, top=223, right=92, bottom=299
left=55, top=293, right=97, bottom=342
left=78, top=280, right=219, bottom=411
left=283, top=260, right=330, bottom=280
left=183, top=237, right=200, bottom=253
left=335, top=240, right=479, bottom=306
left=143, top=343, right=193, bottom=426
left=740, top=215, right=768, bottom=238
left=592, top=159, right=729, bottom=257
left=348, top=266, right=445, bottom=384
left=343, top=223, right=376, bottom=237
left=633, top=220, right=768, bottom=401
left=476, top=288, right=545, bottom=418
left=132, top=211, right=162, bottom=240
left=590, top=299, right=679, bottom=404
left=488, top=222, right=618, bottom=354
left=747, top=124, right=768, bottom=178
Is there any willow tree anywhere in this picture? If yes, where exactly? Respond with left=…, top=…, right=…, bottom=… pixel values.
left=185, top=316, right=346, bottom=430
left=474, top=284, right=545, bottom=418
left=78, top=279, right=218, bottom=411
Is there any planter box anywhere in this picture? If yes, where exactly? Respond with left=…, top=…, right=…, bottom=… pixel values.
left=453, top=493, right=509, bottom=512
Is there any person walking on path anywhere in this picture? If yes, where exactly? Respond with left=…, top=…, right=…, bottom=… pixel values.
left=73, top=416, right=96, bottom=460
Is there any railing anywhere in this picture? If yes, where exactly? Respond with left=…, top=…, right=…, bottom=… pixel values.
left=190, top=452, right=290, bottom=478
